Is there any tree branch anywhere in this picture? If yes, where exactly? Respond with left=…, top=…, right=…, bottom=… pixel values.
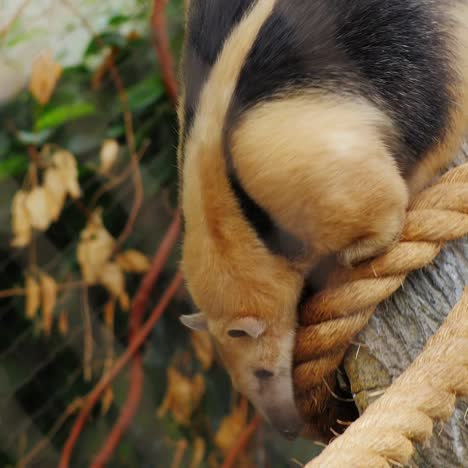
left=90, top=213, right=181, bottom=467
left=59, top=270, right=183, bottom=467
left=151, top=0, right=179, bottom=106
left=221, top=415, right=263, bottom=468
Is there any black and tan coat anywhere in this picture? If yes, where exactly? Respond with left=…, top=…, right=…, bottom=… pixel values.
left=177, top=0, right=468, bottom=438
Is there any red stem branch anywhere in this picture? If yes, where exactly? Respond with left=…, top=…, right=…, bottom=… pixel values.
left=221, top=415, right=263, bottom=468
left=91, top=213, right=181, bottom=467
left=90, top=355, right=143, bottom=468
left=151, top=0, right=179, bottom=106
left=130, top=212, right=181, bottom=333
left=58, top=271, right=184, bottom=468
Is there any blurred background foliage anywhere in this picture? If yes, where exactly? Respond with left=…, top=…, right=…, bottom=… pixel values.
left=0, top=1, right=320, bottom=466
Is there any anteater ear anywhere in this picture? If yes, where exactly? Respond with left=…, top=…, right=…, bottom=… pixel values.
left=180, top=312, right=208, bottom=331
left=228, top=317, right=266, bottom=339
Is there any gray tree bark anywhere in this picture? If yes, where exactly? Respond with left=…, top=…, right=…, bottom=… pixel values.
left=343, top=145, right=468, bottom=468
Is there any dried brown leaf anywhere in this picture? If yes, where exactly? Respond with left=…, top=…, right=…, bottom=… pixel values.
left=102, top=299, right=116, bottom=370
left=25, top=275, right=40, bottom=319
left=40, top=273, right=57, bottom=336
left=58, top=311, right=69, bottom=336
left=77, top=210, right=115, bottom=284
left=118, top=291, right=130, bottom=311
left=157, top=368, right=205, bottom=426
left=43, top=167, right=67, bottom=221
left=101, top=387, right=114, bottom=415
left=207, top=453, right=220, bottom=468
left=171, top=439, right=188, bottom=468
left=29, top=50, right=63, bottom=105
left=190, top=331, right=214, bottom=371
left=116, top=249, right=151, bottom=273
left=98, top=262, right=128, bottom=310
left=190, top=437, right=205, bottom=468
left=103, top=299, right=115, bottom=371
left=214, top=399, right=249, bottom=454
left=94, top=264, right=129, bottom=310
left=11, top=190, right=32, bottom=247
left=104, top=299, right=115, bottom=329
left=25, top=187, right=52, bottom=231
left=99, top=139, right=119, bottom=174
left=53, top=150, right=81, bottom=199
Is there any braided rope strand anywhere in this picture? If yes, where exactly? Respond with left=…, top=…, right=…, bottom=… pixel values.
left=294, top=162, right=468, bottom=436
left=305, top=288, right=468, bottom=468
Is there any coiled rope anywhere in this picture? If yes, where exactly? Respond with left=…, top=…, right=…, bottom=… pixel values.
left=305, top=288, right=468, bottom=468
left=293, top=162, right=468, bottom=437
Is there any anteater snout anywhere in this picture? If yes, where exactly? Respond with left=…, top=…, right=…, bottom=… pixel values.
left=266, top=405, right=303, bottom=441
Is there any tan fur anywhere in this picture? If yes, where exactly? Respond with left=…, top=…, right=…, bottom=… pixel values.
left=181, top=0, right=303, bottom=432
left=175, top=0, right=192, bottom=175
left=183, top=0, right=277, bottom=244
left=230, top=94, right=409, bottom=267
left=407, top=3, right=468, bottom=194
left=176, top=94, right=185, bottom=175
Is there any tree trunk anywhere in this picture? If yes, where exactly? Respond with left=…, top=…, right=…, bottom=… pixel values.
left=343, top=145, right=468, bottom=468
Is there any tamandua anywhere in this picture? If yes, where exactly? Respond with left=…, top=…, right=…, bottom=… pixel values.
left=177, top=0, right=468, bottom=439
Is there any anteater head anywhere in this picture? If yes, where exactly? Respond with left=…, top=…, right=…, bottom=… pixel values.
left=180, top=229, right=305, bottom=439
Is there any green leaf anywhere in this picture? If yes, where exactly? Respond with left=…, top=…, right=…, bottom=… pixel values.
left=16, top=128, right=54, bottom=145
left=107, top=124, right=125, bottom=138
left=108, top=14, right=131, bottom=26
left=0, top=154, right=28, bottom=180
left=127, top=76, right=164, bottom=111
left=35, top=102, right=96, bottom=131
left=5, top=27, right=44, bottom=47
left=85, top=32, right=128, bottom=56
left=0, top=133, right=11, bottom=157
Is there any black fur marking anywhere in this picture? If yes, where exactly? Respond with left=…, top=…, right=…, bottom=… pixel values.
left=225, top=146, right=306, bottom=261
left=332, top=0, right=454, bottom=168
left=230, top=0, right=455, bottom=173
left=180, top=0, right=257, bottom=156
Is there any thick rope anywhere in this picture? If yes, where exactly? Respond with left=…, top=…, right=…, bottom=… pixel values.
left=294, top=162, right=468, bottom=437
left=305, top=288, right=468, bottom=468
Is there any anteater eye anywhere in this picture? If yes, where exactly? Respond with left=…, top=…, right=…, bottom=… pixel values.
left=228, top=329, right=248, bottom=338
left=255, top=369, right=274, bottom=379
